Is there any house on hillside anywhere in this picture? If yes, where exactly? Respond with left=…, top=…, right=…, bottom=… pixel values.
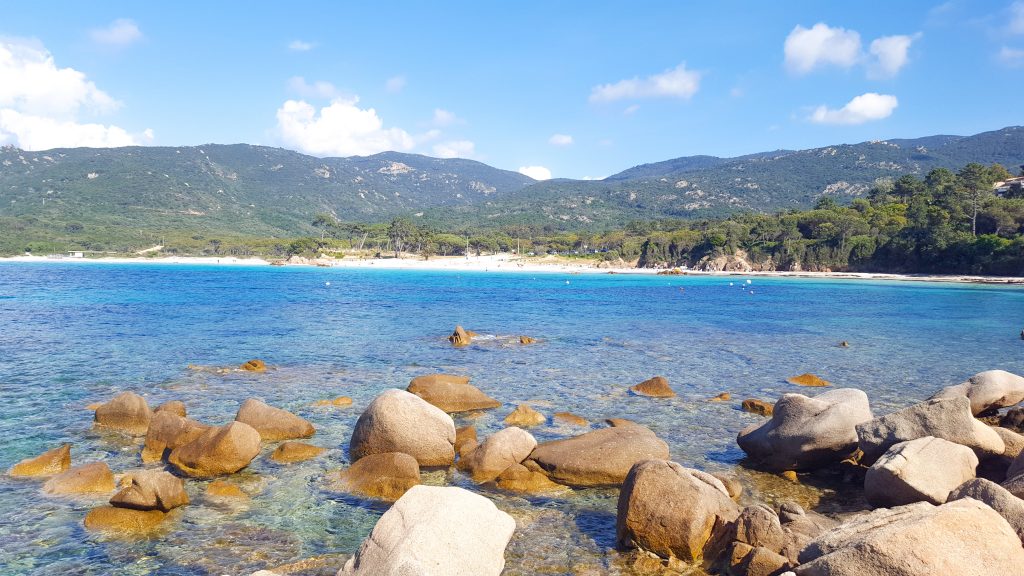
left=995, top=176, right=1024, bottom=196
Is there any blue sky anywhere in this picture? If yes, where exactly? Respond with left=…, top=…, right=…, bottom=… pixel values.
left=1, top=1, right=1022, bottom=179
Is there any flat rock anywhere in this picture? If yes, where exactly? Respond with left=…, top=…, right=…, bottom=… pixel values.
left=407, top=373, right=500, bottom=413
left=737, top=388, right=872, bottom=471
left=553, top=412, right=589, bottom=427
left=43, top=462, right=115, bottom=495
left=504, top=404, right=545, bottom=427
left=949, top=478, right=1024, bottom=541
left=168, top=421, right=261, bottom=478
left=235, top=398, right=315, bottom=442
left=856, top=396, right=1005, bottom=465
left=787, top=373, right=830, bottom=387
left=94, top=391, right=152, bottom=436
left=270, top=441, right=326, bottom=463
left=340, top=485, right=515, bottom=576
left=529, top=424, right=670, bottom=487
left=333, top=451, right=420, bottom=502
left=84, top=506, right=166, bottom=534
left=931, top=369, right=1024, bottom=415
left=9, top=444, right=71, bottom=477
left=616, top=460, right=740, bottom=562
left=864, top=436, right=978, bottom=507
left=630, top=376, right=675, bottom=398
left=312, top=396, right=352, bottom=408
left=206, top=480, right=248, bottom=499
left=795, top=499, right=1024, bottom=576
left=463, top=427, right=537, bottom=483
left=142, top=411, right=210, bottom=463
left=109, top=469, right=189, bottom=512
left=349, top=389, right=456, bottom=467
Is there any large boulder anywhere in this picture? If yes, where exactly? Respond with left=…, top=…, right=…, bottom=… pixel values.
left=349, top=389, right=456, bottom=467
left=8, top=444, right=71, bottom=477
left=109, top=469, right=189, bottom=512
left=731, top=505, right=786, bottom=553
left=856, top=396, right=1005, bottom=465
left=864, top=436, right=978, bottom=507
left=528, top=425, right=670, bottom=487
left=617, top=460, right=740, bottom=563
left=407, top=374, right=501, bottom=413
left=630, top=376, right=676, bottom=398
left=332, top=451, right=420, bottom=502
left=949, top=478, right=1024, bottom=541
left=168, top=421, right=261, bottom=477
left=84, top=506, right=166, bottom=534
left=931, top=369, right=1024, bottom=415
left=795, top=499, right=1024, bottom=576
left=340, top=485, right=515, bottom=576
left=235, top=398, right=315, bottom=442
left=42, top=462, right=115, bottom=495
left=141, top=411, right=210, bottom=463
left=94, top=391, right=152, bottom=436
left=737, top=388, right=872, bottom=471
left=462, top=427, right=537, bottom=483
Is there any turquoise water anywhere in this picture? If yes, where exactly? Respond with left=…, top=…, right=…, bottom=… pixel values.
left=1, top=262, right=1023, bottom=575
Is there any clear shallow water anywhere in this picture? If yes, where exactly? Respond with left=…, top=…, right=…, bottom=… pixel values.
left=1, top=262, right=1023, bottom=575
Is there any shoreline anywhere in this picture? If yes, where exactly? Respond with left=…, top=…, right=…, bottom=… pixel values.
left=1, top=253, right=1022, bottom=285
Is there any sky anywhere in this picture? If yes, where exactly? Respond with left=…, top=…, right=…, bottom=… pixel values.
left=1, top=1, right=1022, bottom=180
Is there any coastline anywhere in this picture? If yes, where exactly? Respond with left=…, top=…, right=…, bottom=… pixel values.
left=2, top=253, right=1022, bottom=285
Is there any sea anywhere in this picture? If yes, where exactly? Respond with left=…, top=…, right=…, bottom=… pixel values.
left=1, top=262, right=1023, bottom=575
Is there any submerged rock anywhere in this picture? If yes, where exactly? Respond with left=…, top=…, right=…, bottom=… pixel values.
left=142, top=411, right=210, bottom=463
left=786, top=373, right=831, bottom=387
left=737, top=388, right=872, bottom=471
left=235, top=398, right=315, bottom=442
left=491, top=463, right=565, bottom=493
left=741, top=399, right=774, bottom=416
left=84, top=506, right=166, bottom=534
left=312, top=396, right=353, bottom=408
left=710, top=392, right=731, bottom=402
left=206, top=480, right=248, bottom=499
left=168, top=421, right=261, bottom=478
left=462, top=427, right=537, bottom=483
left=270, top=441, right=326, bottom=463
left=8, top=444, right=71, bottom=477
left=856, top=396, right=1005, bottom=465
left=519, top=335, right=536, bottom=345
left=94, top=391, right=152, bottom=436
left=340, top=485, right=515, bottom=576
left=553, top=412, right=589, bottom=427
left=864, top=436, right=978, bottom=507
left=616, top=460, right=740, bottom=563
left=240, top=359, right=267, bottom=372
left=629, top=376, right=676, bottom=398
left=454, top=426, right=478, bottom=458
left=349, top=389, right=456, bottom=467
left=42, top=462, right=115, bottom=495
left=795, top=500, right=1024, bottom=576
left=407, top=373, right=501, bottom=413
left=504, top=404, right=546, bottom=427
left=109, top=469, right=189, bottom=512
left=333, top=451, right=420, bottom=502
left=528, top=424, right=670, bottom=487
left=448, top=325, right=472, bottom=347
left=931, top=369, right=1024, bottom=415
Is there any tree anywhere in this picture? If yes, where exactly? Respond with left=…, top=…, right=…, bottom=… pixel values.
left=312, top=213, right=338, bottom=240
left=387, top=217, right=417, bottom=256
left=958, top=163, right=995, bottom=237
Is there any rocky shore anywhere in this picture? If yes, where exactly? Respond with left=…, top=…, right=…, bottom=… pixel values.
left=9, top=344, right=1024, bottom=575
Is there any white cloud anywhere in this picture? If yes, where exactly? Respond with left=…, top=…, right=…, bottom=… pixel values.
left=549, top=133, right=573, bottom=146
left=868, top=34, right=919, bottom=78
left=0, top=38, right=148, bottom=150
left=784, top=23, right=862, bottom=74
left=90, top=19, right=142, bottom=46
left=518, top=165, right=552, bottom=180
left=385, top=75, right=406, bottom=93
left=275, top=97, right=415, bottom=157
left=809, top=92, right=898, bottom=125
left=432, top=140, right=475, bottom=159
left=581, top=175, right=606, bottom=181
left=288, top=40, right=314, bottom=52
left=431, top=108, right=460, bottom=127
left=287, top=76, right=344, bottom=99
left=623, top=104, right=640, bottom=115
left=589, top=63, right=701, bottom=102
left=999, top=45, right=1024, bottom=66
left=1012, top=1, right=1024, bottom=34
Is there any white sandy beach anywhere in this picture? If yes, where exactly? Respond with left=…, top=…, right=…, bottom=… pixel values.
left=2, top=252, right=1023, bottom=284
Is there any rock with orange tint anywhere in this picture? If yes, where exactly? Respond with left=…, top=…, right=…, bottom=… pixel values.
left=8, top=444, right=71, bottom=477
left=270, top=441, right=326, bottom=463
left=710, top=392, right=732, bottom=402
left=455, top=426, right=478, bottom=458
left=206, top=480, right=248, bottom=499
left=313, top=396, right=353, bottom=408
left=109, top=469, right=189, bottom=512
left=504, top=404, right=545, bottom=427
left=519, top=336, right=537, bottom=345
left=630, top=376, right=676, bottom=398
left=43, top=462, right=115, bottom=495
left=333, top=452, right=420, bottom=502
left=168, top=421, right=261, bottom=478
left=448, top=325, right=472, bottom=347
left=94, top=391, right=152, bottom=436
left=240, top=359, right=267, bottom=372
left=84, top=506, right=166, bottom=534
left=235, top=398, right=315, bottom=441
left=407, top=373, right=500, bottom=413
left=154, top=400, right=187, bottom=417
left=742, top=399, right=774, bottom=417
left=787, top=373, right=831, bottom=387
left=553, top=412, right=589, bottom=427
left=142, top=411, right=210, bottom=463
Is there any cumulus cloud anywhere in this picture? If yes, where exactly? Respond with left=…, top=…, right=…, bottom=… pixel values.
left=287, top=76, right=344, bottom=99
left=90, top=18, right=142, bottom=46
left=809, top=92, right=898, bottom=125
left=999, top=45, right=1024, bottom=66
left=518, top=165, right=552, bottom=180
left=0, top=38, right=148, bottom=150
left=431, top=108, right=460, bottom=127
left=433, top=140, right=475, bottom=159
left=288, top=40, right=314, bottom=52
left=275, top=97, right=415, bottom=157
left=385, top=75, right=406, bottom=93
left=784, top=23, right=862, bottom=74
left=589, top=63, right=701, bottom=102
left=548, top=133, right=573, bottom=146
left=868, top=34, right=920, bottom=78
